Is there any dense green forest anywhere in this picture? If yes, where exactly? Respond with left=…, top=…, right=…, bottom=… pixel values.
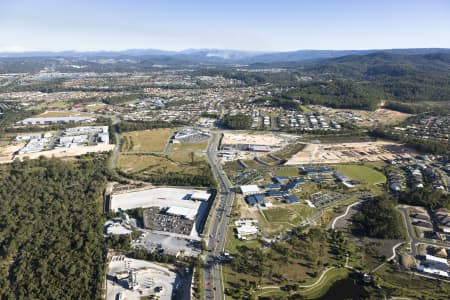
left=353, top=196, right=405, bottom=239
left=399, top=188, right=450, bottom=210
left=283, top=80, right=381, bottom=110
left=0, top=156, right=110, bottom=300
left=222, top=113, right=252, bottom=130
left=304, top=53, right=450, bottom=102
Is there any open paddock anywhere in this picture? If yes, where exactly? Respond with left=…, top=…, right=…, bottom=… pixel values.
left=122, top=128, right=176, bottom=152
left=286, top=141, right=415, bottom=165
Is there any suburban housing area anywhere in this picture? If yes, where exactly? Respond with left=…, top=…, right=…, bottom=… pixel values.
left=0, top=48, right=449, bottom=300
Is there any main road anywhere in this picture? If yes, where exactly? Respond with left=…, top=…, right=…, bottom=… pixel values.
left=203, top=131, right=234, bottom=300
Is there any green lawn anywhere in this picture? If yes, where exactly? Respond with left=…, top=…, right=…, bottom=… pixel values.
left=264, top=204, right=317, bottom=224
left=225, top=228, right=261, bottom=253
left=335, top=164, right=386, bottom=185
left=274, top=167, right=299, bottom=177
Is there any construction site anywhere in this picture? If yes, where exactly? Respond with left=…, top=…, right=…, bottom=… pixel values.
left=285, top=141, right=416, bottom=165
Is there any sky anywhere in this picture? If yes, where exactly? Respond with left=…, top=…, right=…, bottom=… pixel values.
left=0, top=0, right=449, bottom=52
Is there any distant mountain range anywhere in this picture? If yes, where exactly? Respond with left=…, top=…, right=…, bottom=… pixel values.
left=1, top=48, right=450, bottom=64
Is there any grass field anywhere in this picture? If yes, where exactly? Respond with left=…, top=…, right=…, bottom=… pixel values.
left=274, top=167, right=299, bottom=177
left=117, top=152, right=207, bottom=174
left=171, top=141, right=208, bottom=152
left=122, top=128, right=176, bottom=152
left=263, top=204, right=317, bottom=225
left=47, top=101, right=70, bottom=109
left=335, top=164, right=386, bottom=185
left=37, top=110, right=92, bottom=117
left=84, top=103, right=106, bottom=112
left=117, top=154, right=163, bottom=172
left=225, top=228, right=261, bottom=253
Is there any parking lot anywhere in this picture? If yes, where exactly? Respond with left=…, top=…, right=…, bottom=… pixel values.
left=144, top=207, right=194, bottom=236
left=310, top=191, right=346, bottom=208
left=132, top=231, right=202, bottom=257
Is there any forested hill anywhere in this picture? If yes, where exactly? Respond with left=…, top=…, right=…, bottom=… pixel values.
left=306, top=52, right=450, bottom=78
left=0, top=156, right=110, bottom=299
left=303, top=52, right=450, bottom=102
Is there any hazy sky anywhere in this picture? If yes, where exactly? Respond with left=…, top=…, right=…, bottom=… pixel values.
left=0, top=0, right=449, bottom=52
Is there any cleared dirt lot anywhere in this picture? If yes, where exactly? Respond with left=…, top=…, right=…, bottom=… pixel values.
left=286, top=141, right=415, bottom=165
left=222, top=131, right=296, bottom=146
left=0, top=142, right=25, bottom=163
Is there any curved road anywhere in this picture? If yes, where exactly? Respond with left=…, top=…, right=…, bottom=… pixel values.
left=330, top=201, right=361, bottom=230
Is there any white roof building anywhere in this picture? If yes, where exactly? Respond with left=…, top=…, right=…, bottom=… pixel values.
left=190, top=191, right=211, bottom=201
left=425, top=254, right=449, bottom=267
left=417, top=265, right=449, bottom=278
left=236, top=225, right=258, bottom=238
left=240, top=185, right=261, bottom=195
left=18, top=116, right=96, bottom=125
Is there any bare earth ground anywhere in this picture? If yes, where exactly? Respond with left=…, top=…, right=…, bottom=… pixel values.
left=342, top=108, right=411, bottom=126
left=285, top=141, right=416, bottom=165
left=315, top=106, right=411, bottom=126
left=0, top=142, right=25, bottom=163
left=222, top=131, right=296, bottom=146
left=2, top=144, right=115, bottom=163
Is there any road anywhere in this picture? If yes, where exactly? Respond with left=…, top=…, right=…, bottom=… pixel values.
left=398, top=206, right=450, bottom=258
left=330, top=200, right=361, bottom=230
left=203, top=131, right=234, bottom=300
left=107, top=115, right=121, bottom=169
left=398, top=207, right=419, bottom=257
left=370, top=242, right=404, bottom=274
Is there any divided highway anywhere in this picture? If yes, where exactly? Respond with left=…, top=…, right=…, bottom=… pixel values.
left=204, top=131, right=234, bottom=300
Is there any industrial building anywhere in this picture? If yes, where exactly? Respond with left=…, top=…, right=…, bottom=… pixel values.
left=246, top=194, right=265, bottom=206
left=17, top=126, right=109, bottom=154
left=234, top=219, right=259, bottom=240
left=172, top=128, right=209, bottom=143
left=240, top=184, right=261, bottom=195
left=190, top=191, right=212, bottom=201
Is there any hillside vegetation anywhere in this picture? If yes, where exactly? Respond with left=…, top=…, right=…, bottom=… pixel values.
left=304, top=52, right=450, bottom=102
left=0, top=156, right=109, bottom=299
